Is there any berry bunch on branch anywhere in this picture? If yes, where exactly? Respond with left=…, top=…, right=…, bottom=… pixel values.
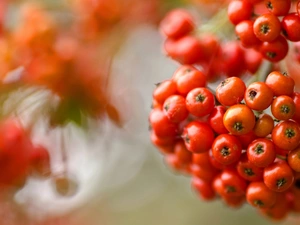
left=150, top=0, right=300, bottom=221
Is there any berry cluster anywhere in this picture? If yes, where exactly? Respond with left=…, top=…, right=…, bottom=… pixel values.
left=150, top=63, right=300, bottom=220
left=230, top=0, right=300, bottom=62
left=160, top=8, right=264, bottom=80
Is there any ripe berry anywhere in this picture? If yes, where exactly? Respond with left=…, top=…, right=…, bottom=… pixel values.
left=216, top=77, right=246, bottom=106
left=246, top=181, right=277, bottom=208
left=272, top=120, right=300, bottom=151
left=153, top=80, right=177, bottom=105
left=173, top=65, right=207, bottom=96
left=223, top=104, right=256, bottom=135
left=287, top=147, right=300, bottom=172
left=271, top=95, right=296, bottom=121
left=182, top=121, right=214, bottom=153
left=259, top=35, right=288, bottom=62
left=228, top=0, right=253, bottom=25
left=264, top=160, right=294, bottom=192
left=163, top=95, right=189, bottom=123
left=244, top=81, right=274, bottom=111
left=264, top=0, right=291, bottom=17
left=212, top=134, right=242, bottom=166
left=237, top=153, right=264, bottom=182
left=160, top=9, right=195, bottom=39
left=282, top=13, right=300, bottom=42
left=247, top=138, right=276, bottom=168
left=253, top=13, right=281, bottom=42
left=208, top=105, right=228, bottom=134
left=253, top=113, right=274, bottom=137
left=265, top=71, right=295, bottom=97
left=192, top=176, right=216, bottom=201
left=186, top=87, right=215, bottom=117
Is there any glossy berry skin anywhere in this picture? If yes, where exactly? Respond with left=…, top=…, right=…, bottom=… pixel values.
left=228, top=0, right=253, bottom=25
left=165, top=154, right=185, bottom=172
left=212, top=134, right=242, bottom=166
left=253, top=13, right=281, bottom=42
left=186, top=87, right=215, bottom=117
left=182, top=121, right=214, bottom=153
left=236, top=130, right=257, bottom=150
left=271, top=95, right=295, bottom=121
left=163, top=95, right=188, bottom=123
left=198, top=33, right=220, bottom=60
left=247, top=138, right=276, bottom=168
left=259, top=193, right=289, bottom=221
left=160, top=9, right=195, bottom=39
left=265, top=71, right=295, bottom=97
left=209, top=149, right=229, bottom=170
left=221, top=169, right=247, bottom=197
left=264, top=160, right=294, bottom=192
left=253, top=113, right=274, bottom=137
left=192, top=177, right=216, bottom=201
left=173, top=65, right=207, bottom=95
left=172, top=65, right=197, bottom=82
left=153, top=80, right=177, bottom=105
left=208, top=105, right=228, bottom=134
left=243, top=48, right=263, bottom=74
left=282, top=13, right=300, bottom=42
left=264, top=0, right=291, bottom=16
left=272, top=120, right=300, bottom=151
left=216, top=77, right=246, bottom=106
left=149, top=108, right=178, bottom=138
left=191, top=164, right=219, bottom=182
left=223, top=104, right=255, bottom=135
left=244, top=81, right=273, bottom=111
left=150, top=131, right=175, bottom=152
left=237, top=153, right=264, bottom=182
left=235, top=20, right=261, bottom=48
left=218, top=41, right=246, bottom=77
left=287, top=147, right=300, bottom=172
left=292, top=92, right=300, bottom=123
left=174, top=140, right=192, bottom=165
left=222, top=195, right=245, bottom=209
left=192, top=152, right=213, bottom=169
left=164, top=35, right=204, bottom=64
left=246, top=181, right=277, bottom=208
left=259, top=35, right=288, bottom=62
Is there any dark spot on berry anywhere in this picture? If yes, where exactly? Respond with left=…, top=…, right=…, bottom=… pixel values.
left=266, top=52, right=276, bottom=59
left=266, top=1, right=273, bottom=10
left=233, top=122, right=243, bottom=131
left=276, top=178, right=287, bottom=188
left=249, top=90, right=257, bottom=100
left=260, top=24, right=270, bottom=34
left=255, top=144, right=264, bottom=154
left=285, top=128, right=295, bottom=138
left=221, top=147, right=230, bottom=156
left=196, top=94, right=205, bottom=102
left=280, top=105, right=290, bottom=114
left=225, top=185, right=236, bottom=193
left=254, top=200, right=264, bottom=207
left=244, top=168, right=255, bottom=176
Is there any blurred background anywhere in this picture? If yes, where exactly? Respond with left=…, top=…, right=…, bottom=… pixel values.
left=0, top=0, right=299, bottom=225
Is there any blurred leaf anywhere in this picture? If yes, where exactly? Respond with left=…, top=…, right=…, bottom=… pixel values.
left=50, top=98, right=87, bottom=127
